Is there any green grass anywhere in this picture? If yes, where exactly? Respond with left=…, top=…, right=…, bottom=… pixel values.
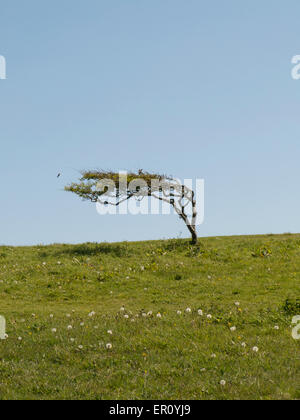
left=0, top=234, right=299, bottom=400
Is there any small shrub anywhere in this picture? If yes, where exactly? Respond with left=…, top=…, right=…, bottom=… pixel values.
left=283, top=299, right=300, bottom=315
left=251, top=247, right=272, bottom=258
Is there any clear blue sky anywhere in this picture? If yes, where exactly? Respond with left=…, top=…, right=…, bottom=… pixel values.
left=0, top=0, right=299, bottom=245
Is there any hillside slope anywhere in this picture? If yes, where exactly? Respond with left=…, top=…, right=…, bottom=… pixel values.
left=0, top=234, right=299, bottom=400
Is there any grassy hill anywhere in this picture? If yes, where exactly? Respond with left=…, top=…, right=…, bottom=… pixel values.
left=0, top=234, right=299, bottom=400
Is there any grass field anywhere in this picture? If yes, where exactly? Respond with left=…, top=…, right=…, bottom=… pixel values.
left=0, top=234, right=299, bottom=400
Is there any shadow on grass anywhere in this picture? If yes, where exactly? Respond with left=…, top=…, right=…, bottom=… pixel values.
left=52, top=243, right=130, bottom=258
left=161, top=239, right=205, bottom=255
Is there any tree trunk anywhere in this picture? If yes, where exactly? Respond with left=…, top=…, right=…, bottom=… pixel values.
left=191, top=229, right=198, bottom=245
left=188, top=225, right=198, bottom=245
left=171, top=189, right=198, bottom=245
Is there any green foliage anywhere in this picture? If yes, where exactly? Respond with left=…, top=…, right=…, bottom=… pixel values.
left=251, top=246, right=272, bottom=258
left=283, top=299, right=300, bottom=315
left=65, top=169, right=169, bottom=201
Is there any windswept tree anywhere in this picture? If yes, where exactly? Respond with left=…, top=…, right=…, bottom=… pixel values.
left=65, top=170, right=199, bottom=244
